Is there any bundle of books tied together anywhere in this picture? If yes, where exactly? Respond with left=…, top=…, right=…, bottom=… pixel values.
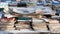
left=32, top=18, right=48, bottom=31
left=48, top=18, right=60, bottom=33
left=33, top=23, right=48, bottom=31
left=15, top=21, right=31, bottom=31
left=0, top=17, right=16, bottom=30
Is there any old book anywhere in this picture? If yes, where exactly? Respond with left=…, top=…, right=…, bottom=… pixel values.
left=16, top=27, right=31, bottom=30
left=37, top=15, right=43, bottom=19
left=0, top=27, right=15, bottom=30
left=33, top=23, right=47, bottom=31
left=35, top=9, right=43, bottom=14
left=49, top=24, right=60, bottom=33
left=48, top=19, right=59, bottom=24
left=0, top=25, right=14, bottom=28
left=32, top=18, right=45, bottom=23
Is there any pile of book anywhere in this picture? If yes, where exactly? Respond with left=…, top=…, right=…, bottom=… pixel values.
left=0, top=15, right=16, bottom=30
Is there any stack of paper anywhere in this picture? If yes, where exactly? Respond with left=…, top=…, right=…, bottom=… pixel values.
left=33, top=23, right=47, bottom=31
left=15, top=21, right=31, bottom=30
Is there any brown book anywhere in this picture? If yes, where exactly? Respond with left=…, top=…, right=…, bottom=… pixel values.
left=48, top=19, right=59, bottom=24
left=0, top=25, right=14, bottom=28
left=35, top=9, right=43, bottom=14
left=16, top=27, right=31, bottom=30
left=0, top=27, right=15, bottom=30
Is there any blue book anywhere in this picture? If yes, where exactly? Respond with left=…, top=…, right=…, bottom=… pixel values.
left=1, top=0, right=16, bottom=2
left=18, top=17, right=31, bottom=20
left=0, top=12, right=3, bottom=19
left=52, top=1, right=60, bottom=5
left=0, top=8, right=4, bottom=19
left=6, top=0, right=11, bottom=2
left=56, top=10, right=60, bottom=14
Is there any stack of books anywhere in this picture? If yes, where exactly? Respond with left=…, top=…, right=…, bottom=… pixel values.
left=33, top=23, right=48, bottom=31
left=15, top=21, right=31, bottom=30
left=0, top=16, right=16, bottom=30
left=49, top=24, right=60, bottom=33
